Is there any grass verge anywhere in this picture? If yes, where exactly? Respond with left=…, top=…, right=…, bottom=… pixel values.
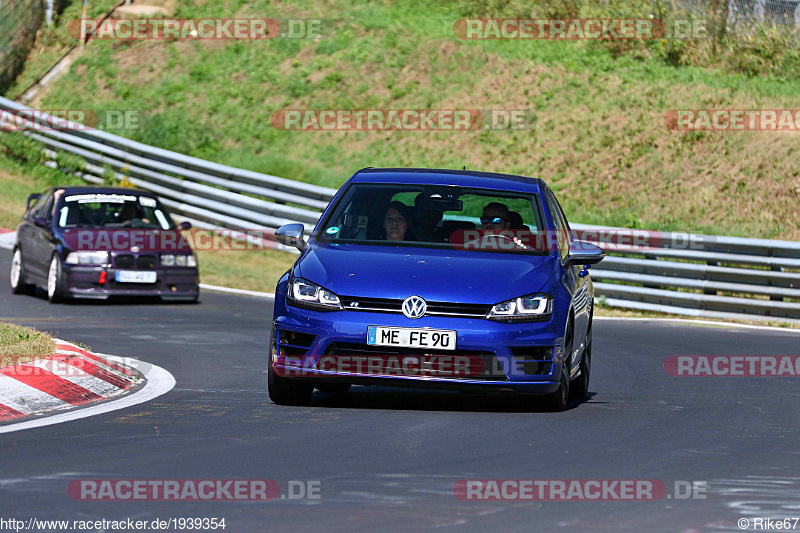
left=0, top=323, right=57, bottom=368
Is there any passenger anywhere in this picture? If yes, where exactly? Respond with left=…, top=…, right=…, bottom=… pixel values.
left=481, top=202, right=512, bottom=234
left=413, top=193, right=445, bottom=242
left=383, top=201, right=413, bottom=241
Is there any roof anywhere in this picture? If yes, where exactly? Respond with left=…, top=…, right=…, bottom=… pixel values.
left=350, top=168, right=546, bottom=193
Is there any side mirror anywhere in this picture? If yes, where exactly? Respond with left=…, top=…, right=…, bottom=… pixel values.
left=179, top=221, right=192, bottom=230
left=564, top=241, right=604, bottom=267
left=34, top=217, right=49, bottom=229
left=275, top=223, right=307, bottom=252
left=26, top=193, right=40, bottom=211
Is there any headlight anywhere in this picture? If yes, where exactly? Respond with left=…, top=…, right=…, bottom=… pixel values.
left=65, top=251, right=109, bottom=265
left=486, top=293, right=552, bottom=322
left=287, top=278, right=342, bottom=311
left=163, top=254, right=196, bottom=267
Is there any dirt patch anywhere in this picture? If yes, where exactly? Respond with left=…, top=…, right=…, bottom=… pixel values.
left=114, top=4, right=171, bottom=17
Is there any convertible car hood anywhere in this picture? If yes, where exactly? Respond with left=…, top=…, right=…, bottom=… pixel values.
left=296, top=243, right=556, bottom=305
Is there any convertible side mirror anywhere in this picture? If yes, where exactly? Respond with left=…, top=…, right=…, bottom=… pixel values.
left=179, top=221, right=192, bottom=230
left=275, top=223, right=307, bottom=252
left=564, top=241, right=604, bottom=267
left=26, top=193, right=40, bottom=211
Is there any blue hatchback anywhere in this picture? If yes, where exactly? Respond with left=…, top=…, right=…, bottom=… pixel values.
left=269, top=168, right=604, bottom=410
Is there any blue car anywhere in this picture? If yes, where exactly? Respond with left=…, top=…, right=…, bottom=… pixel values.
left=269, top=168, right=604, bottom=410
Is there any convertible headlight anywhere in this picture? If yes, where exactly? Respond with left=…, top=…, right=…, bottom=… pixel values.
left=486, top=293, right=552, bottom=321
left=288, top=278, right=342, bottom=310
left=65, top=251, right=109, bottom=265
left=161, top=254, right=175, bottom=266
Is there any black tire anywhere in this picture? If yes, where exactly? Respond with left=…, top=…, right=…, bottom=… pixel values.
left=542, top=361, right=570, bottom=412
left=570, top=337, right=591, bottom=401
left=47, top=255, right=65, bottom=303
left=542, top=320, right=573, bottom=412
left=316, top=382, right=351, bottom=395
left=9, top=248, right=34, bottom=295
left=570, top=313, right=593, bottom=401
left=268, top=361, right=314, bottom=406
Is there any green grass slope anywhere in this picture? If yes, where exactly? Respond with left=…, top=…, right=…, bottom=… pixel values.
left=4, top=0, right=800, bottom=239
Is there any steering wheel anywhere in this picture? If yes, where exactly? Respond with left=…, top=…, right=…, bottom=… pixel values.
left=480, top=232, right=527, bottom=250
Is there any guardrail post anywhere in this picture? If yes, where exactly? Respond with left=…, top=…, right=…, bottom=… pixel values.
left=704, top=260, right=720, bottom=295
left=770, top=265, right=785, bottom=301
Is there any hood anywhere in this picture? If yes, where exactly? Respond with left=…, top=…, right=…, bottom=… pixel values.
left=296, top=243, right=557, bottom=305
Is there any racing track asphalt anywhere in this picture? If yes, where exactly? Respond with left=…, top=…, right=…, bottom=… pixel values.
left=0, top=247, right=799, bottom=532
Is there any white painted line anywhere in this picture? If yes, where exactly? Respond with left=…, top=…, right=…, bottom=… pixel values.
left=0, top=356, right=175, bottom=434
left=594, top=316, right=800, bottom=334
left=200, top=283, right=275, bottom=300
left=0, top=230, right=15, bottom=250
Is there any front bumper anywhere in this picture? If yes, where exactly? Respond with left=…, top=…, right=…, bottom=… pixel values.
left=272, top=297, right=567, bottom=395
left=62, top=265, right=199, bottom=300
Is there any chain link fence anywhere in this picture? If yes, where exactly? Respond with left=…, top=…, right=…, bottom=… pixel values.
left=672, top=0, right=800, bottom=31
left=0, top=0, right=72, bottom=95
left=0, top=0, right=44, bottom=94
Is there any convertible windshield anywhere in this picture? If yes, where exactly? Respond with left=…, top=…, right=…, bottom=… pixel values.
left=56, top=193, right=175, bottom=229
left=315, top=183, right=546, bottom=253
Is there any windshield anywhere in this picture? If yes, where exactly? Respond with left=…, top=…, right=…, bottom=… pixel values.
left=314, top=183, right=547, bottom=253
left=56, top=193, right=175, bottom=229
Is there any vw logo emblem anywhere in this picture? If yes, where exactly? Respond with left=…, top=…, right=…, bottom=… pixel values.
left=402, top=295, right=427, bottom=319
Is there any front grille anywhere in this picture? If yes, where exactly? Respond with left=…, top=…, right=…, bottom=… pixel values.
left=510, top=346, right=554, bottom=376
left=340, top=296, right=490, bottom=319
left=115, top=254, right=134, bottom=268
left=323, top=342, right=507, bottom=380
left=136, top=255, right=157, bottom=269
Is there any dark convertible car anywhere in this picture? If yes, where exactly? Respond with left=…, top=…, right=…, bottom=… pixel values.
left=9, top=186, right=199, bottom=303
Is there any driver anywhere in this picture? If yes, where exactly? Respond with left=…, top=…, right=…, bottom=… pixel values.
left=481, top=202, right=511, bottom=234
left=119, top=203, right=139, bottom=222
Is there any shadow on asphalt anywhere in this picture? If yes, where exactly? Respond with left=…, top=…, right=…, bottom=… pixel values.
left=305, top=388, right=601, bottom=414
left=24, top=288, right=198, bottom=306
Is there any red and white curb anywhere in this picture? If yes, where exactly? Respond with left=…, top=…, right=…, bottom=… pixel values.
left=0, top=227, right=14, bottom=250
left=0, top=340, right=175, bottom=433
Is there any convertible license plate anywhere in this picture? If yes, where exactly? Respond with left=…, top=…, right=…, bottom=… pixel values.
left=367, top=326, right=456, bottom=350
left=115, top=270, right=157, bottom=283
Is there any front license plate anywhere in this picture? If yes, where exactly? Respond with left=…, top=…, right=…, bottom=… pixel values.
left=115, top=270, right=157, bottom=283
left=367, top=326, right=456, bottom=350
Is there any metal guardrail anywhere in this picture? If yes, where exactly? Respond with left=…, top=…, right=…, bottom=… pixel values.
left=0, top=96, right=337, bottom=238
left=1, top=96, right=798, bottom=323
